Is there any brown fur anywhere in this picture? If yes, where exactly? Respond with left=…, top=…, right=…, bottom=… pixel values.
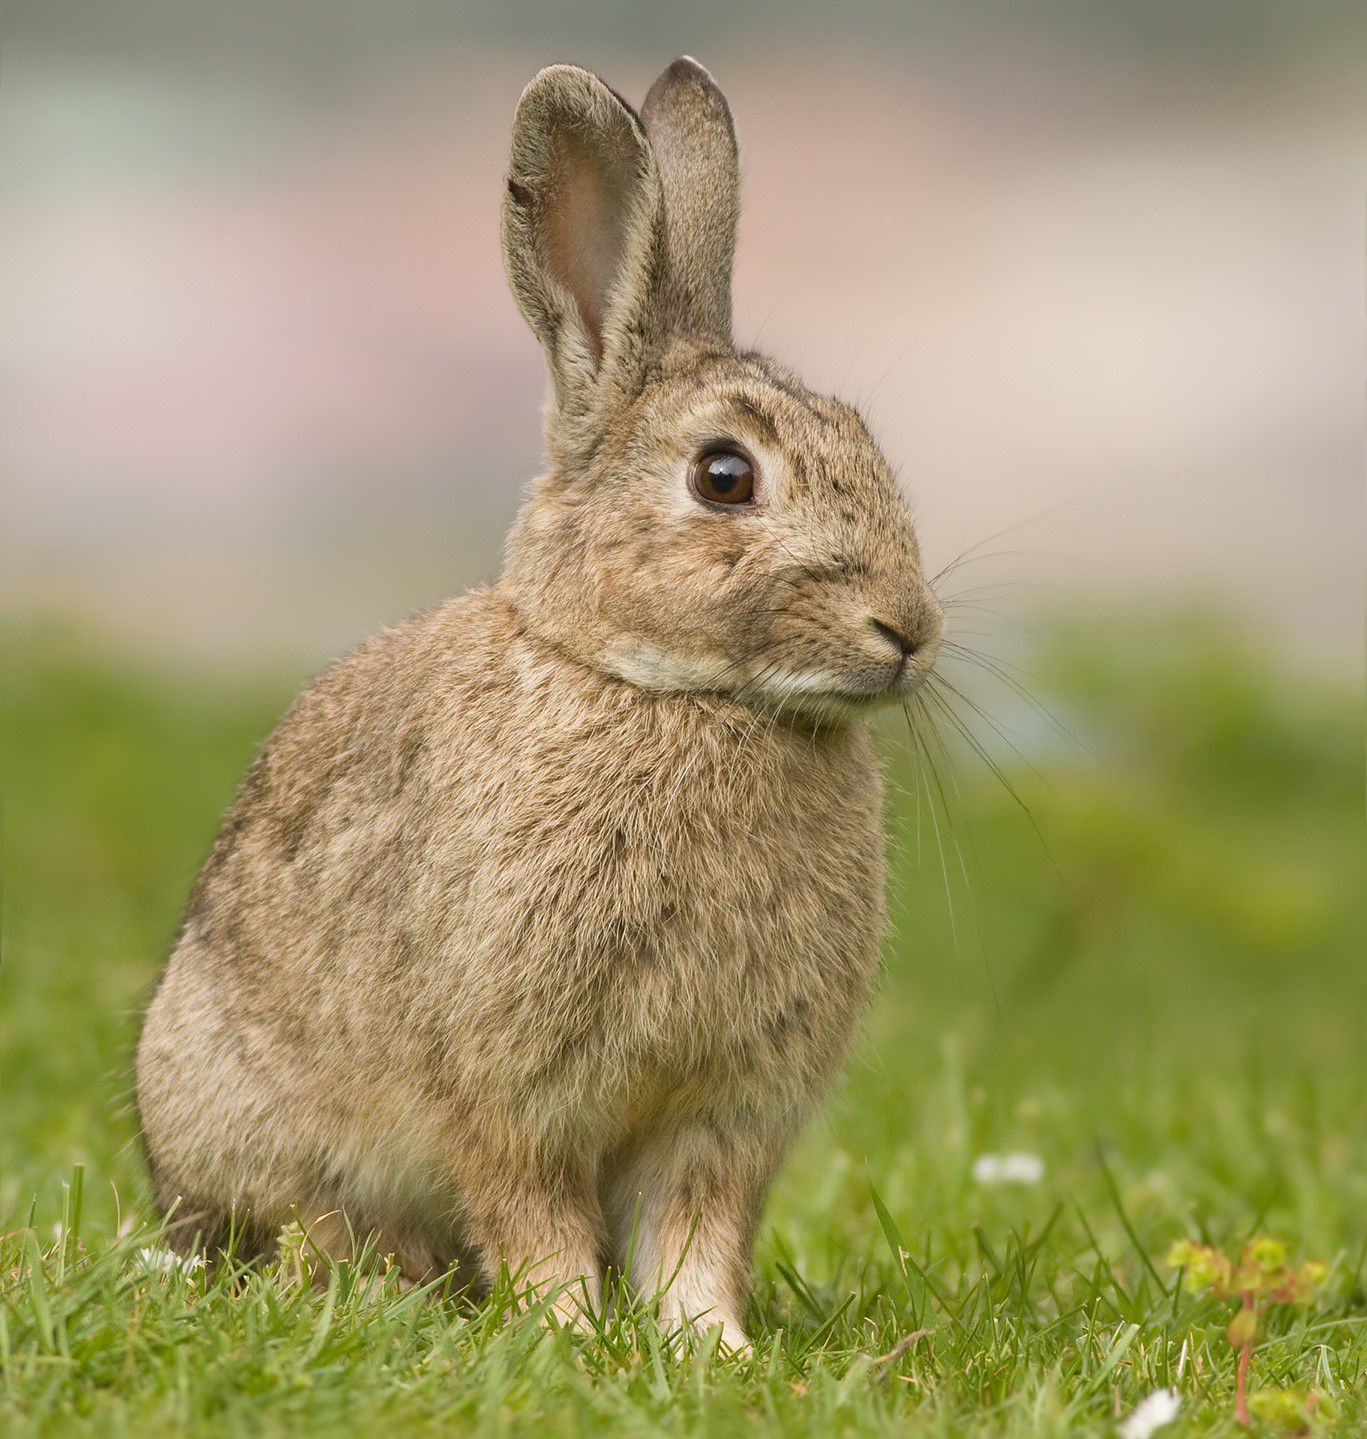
left=137, top=59, right=943, bottom=1349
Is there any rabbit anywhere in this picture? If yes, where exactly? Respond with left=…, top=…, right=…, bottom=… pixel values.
left=136, top=57, right=943, bottom=1351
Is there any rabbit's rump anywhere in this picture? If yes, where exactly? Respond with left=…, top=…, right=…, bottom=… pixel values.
left=137, top=588, right=885, bottom=1283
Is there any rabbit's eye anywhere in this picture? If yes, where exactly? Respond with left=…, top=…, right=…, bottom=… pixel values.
left=690, top=448, right=755, bottom=507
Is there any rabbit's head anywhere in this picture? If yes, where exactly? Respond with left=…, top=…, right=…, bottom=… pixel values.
left=500, top=59, right=942, bottom=723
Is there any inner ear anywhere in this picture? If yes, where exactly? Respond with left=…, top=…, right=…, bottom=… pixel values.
left=543, top=131, right=638, bottom=367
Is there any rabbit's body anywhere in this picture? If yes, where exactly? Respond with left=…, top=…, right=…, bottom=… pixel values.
left=138, top=59, right=943, bottom=1348
left=140, top=587, right=883, bottom=1308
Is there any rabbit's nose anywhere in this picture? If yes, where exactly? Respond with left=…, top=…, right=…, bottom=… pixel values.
left=868, top=617, right=921, bottom=657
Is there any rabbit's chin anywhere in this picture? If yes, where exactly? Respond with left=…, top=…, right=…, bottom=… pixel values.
left=753, top=666, right=929, bottom=725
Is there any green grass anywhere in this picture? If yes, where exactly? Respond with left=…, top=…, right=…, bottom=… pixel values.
left=2, top=611, right=1364, bottom=1436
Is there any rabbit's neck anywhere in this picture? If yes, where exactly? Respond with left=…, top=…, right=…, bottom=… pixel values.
left=496, top=577, right=864, bottom=741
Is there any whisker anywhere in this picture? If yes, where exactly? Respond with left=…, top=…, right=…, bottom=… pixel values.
left=902, top=698, right=957, bottom=951
left=932, top=547, right=1061, bottom=590
left=940, top=638, right=1032, bottom=680
left=916, top=691, right=989, bottom=890
left=916, top=697, right=988, bottom=916
left=927, top=500, right=1072, bottom=589
left=927, top=672, right=1041, bottom=777
left=921, top=679, right=1065, bottom=880
left=938, top=581, right=1028, bottom=606
left=938, top=626, right=1005, bottom=644
left=905, top=696, right=999, bottom=1013
left=938, top=642, right=1090, bottom=759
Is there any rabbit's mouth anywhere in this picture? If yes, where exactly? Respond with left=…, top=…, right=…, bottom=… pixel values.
left=749, top=648, right=937, bottom=721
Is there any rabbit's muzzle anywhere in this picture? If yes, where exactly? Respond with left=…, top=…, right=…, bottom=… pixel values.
left=864, top=584, right=944, bottom=693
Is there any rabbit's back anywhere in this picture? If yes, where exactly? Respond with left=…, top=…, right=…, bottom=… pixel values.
left=139, top=587, right=885, bottom=1233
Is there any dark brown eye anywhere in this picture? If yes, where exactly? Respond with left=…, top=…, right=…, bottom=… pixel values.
left=690, top=448, right=755, bottom=507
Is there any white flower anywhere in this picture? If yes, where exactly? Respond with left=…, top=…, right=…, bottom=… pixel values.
left=971, top=1152, right=1045, bottom=1186
left=135, top=1245, right=204, bottom=1274
left=1118, top=1388, right=1181, bottom=1439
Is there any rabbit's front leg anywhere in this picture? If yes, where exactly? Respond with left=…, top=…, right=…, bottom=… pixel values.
left=454, top=1140, right=604, bottom=1328
left=611, top=1118, right=783, bottom=1353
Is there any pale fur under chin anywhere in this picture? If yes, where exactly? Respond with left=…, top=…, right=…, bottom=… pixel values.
left=136, top=56, right=943, bottom=1348
left=597, top=641, right=921, bottom=729
left=596, top=636, right=727, bottom=693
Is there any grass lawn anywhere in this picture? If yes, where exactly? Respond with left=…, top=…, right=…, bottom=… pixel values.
left=2, top=611, right=1363, bottom=1436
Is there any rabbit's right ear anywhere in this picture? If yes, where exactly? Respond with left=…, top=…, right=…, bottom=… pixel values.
left=502, top=66, right=667, bottom=426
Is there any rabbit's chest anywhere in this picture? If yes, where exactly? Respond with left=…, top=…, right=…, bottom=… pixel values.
left=602, top=844, right=880, bottom=1073
left=457, top=714, right=887, bottom=1089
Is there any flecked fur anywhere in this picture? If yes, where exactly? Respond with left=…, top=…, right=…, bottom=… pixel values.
left=137, top=58, right=943, bottom=1350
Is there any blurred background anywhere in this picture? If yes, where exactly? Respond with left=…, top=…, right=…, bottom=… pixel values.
left=2, top=3, right=1363, bottom=1231
left=4, top=0, right=1363, bottom=666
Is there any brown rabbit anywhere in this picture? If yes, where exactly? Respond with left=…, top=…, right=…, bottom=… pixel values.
left=136, top=57, right=943, bottom=1350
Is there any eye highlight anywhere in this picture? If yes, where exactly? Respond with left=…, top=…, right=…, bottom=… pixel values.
left=689, top=447, right=755, bottom=507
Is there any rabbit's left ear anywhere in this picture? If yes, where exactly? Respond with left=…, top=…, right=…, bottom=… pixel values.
left=641, top=58, right=740, bottom=345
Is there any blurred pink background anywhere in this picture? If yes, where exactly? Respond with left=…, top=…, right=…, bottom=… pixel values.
left=4, top=4, right=1362, bottom=670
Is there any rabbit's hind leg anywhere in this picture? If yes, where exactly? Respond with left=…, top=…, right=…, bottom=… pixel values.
left=301, top=1207, right=486, bottom=1295
left=148, top=1168, right=277, bottom=1267
left=287, top=1209, right=430, bottom=1289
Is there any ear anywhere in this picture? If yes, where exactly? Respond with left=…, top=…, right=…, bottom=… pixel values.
left=640, top=57, right=739, bottom=345
left=503, top=65, right=666, bottom=419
